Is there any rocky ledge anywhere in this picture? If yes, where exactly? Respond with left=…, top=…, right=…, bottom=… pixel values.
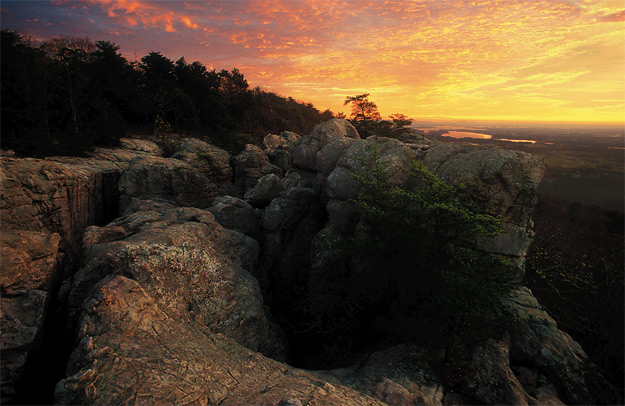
left=1, top=120, right=617, bottom=405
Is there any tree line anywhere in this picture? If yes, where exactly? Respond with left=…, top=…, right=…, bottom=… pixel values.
left=2, top=31, right=417, bottom=157
left=1, top=30, right=334, bottom=156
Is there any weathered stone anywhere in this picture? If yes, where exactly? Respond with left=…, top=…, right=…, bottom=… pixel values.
left=261, top=187, right=318, bottom=233
left=0, top=230, right=61, bottom=293
left=70, top=201, right=284, bottom=359
left=55, top=275, right=385, bottom=406
left=171, top=138, right=233, bottom=188
left=266, top=149, right=294, bottom=172
left=119, top=138, right=162, bottom=155
left=316, top=137, right=358, bottom=177
left=0, top=229, right=60, bottom=403
left=463, top=338, right=534, bottom=405
left=208, top=196, right=260, bottom=238
left=0, top=289, right=47, bottom=403
left=320, top=344, right=444, bottom=406
left=263, top=131, right=300, bottom=150
left=233, top=144, right=281, bottom=193
left=244, top=173, right=285, bottom=208
left=423, top=143, right=544, bottom=227
left=118, top=155, right=229, bottom=210
left=292, top=119, right=360, bottom=171
left=0, top=147, right=153, bottom=403
left=504, top=287, right=594, bottom=405
left=282, top=169, right=317, bottom=190
left=1, top=157, right=121, bottom=252
left=326, top=199, right=358, bottom=235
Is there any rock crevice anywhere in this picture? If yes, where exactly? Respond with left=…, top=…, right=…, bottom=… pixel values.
left=2, top=123, right=615, bottom=405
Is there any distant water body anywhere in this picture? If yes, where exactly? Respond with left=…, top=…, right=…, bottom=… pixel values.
left=442, top=131, right=492, bottom=140
left=431, top=130, right=538, bottom=143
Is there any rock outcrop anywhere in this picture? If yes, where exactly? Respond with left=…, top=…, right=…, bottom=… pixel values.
left=1, top=121, right=611, bottom=405
left=68, top=199, right=285, bottom=360
left=0, top=154, right=135, bottom=403
left=55, top=275, right=384, bottom=406
left=118, top=137, right=234, bottom=210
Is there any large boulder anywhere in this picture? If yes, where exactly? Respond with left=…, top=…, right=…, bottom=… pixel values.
left=1, top=157, right=120, bottom=252
left=208, top=196, right=260, bottom=238
left=0, top=148, right=147, bottom=403
left=263, top=131, right=301, bottom=150
left=504, top=287, right=595, bottom=405
left=119, top=138, right=162, bottom=155
left=68, top=200, right=285, bottom=359
left=244, top=173, right=285, bottom=208
left=423, top=143, right=544, bottom=227
left=263, top=131, right=302, bottom=172
left=55, top=275, right=385, bottom=405
left=171, top=138, right=233, bottom=189
left=292, top=119, right=360, bottom=171
left=319, top=344, right=443, bottom=406
left=233, top=144, right=281, bottom=194
left=118, top=154, right=230, bottom=210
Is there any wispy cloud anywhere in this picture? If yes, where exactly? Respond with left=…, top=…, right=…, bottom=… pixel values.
left=1, top=0, right=623, bottom=123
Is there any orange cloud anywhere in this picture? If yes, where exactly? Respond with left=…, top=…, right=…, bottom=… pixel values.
left=11, top=0, right=624, bottom=123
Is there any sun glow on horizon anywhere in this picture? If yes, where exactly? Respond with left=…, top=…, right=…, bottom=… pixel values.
left=2, top=0, right=624, bottom=124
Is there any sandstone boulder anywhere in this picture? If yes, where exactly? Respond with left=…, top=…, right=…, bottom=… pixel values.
left=1, top=230, right=61, bottom=293
left=504, top=287, right=594, bottom=405
left=423, top=143, right=544, bottom=227
left=119, top=138, right=162, bottom=155
left=263, top=132, right=301, bottom=172
left=118, top=154, right=230, bottom=210
left=208, top=196, right=260, bottom=238
left=69, top=200, right=285, bottom=359
left=263, top=131, right=300, bottom=150
left=0, top=231, right=63, bottom=403
left=1, top=157, right=120, bottom=252
left=244, top=173, right=285, bottom=208
left=55, top=275, right=385, bottom=405
left=233, top=144, right=281, bottom=193
left=319, top=344, right=443, bottom=406
left=292, top=119, right=360, bottom=171
left=171, top=138, right=233, bottom=189
left=261, top=187, right=318, bottom=233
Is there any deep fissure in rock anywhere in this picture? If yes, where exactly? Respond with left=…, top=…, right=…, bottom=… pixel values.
left=10, top=258, right=74, bottom=405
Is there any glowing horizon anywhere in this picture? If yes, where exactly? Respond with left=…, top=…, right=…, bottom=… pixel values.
left=2, top=0, right=624, bottom=125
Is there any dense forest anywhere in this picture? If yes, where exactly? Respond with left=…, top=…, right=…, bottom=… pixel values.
left=0, top=30, right=335, bottom=156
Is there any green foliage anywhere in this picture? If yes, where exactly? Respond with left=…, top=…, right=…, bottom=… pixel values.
left=348, top=149, right=515, bottom=341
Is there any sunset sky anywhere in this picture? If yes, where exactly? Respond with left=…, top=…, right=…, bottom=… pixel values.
left=2, top=0, right=624, bottom=124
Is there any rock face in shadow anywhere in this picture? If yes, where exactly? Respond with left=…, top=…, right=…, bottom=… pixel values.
left=0, top=152, right=139, bottom=403
left=118, top=138, right=235, bottom=210
left=1, top=121, right=613, bottom=405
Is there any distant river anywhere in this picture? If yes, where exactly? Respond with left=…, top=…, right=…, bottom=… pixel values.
left=442, top=131, right=492, bottom=140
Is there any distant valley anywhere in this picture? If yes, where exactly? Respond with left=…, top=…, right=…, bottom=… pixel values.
left=418, top=124, right=625, bottom=211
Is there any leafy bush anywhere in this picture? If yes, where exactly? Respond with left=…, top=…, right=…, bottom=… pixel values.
left=348, top=150, right=516, bottom=342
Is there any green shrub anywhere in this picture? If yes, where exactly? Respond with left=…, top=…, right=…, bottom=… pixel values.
left=348, top=149, right=516, bottom=342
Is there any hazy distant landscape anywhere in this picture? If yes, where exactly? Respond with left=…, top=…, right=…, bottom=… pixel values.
left=420, top=124, right=624, bottom=211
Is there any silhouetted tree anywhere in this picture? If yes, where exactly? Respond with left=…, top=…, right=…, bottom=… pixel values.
left=2, top=30, right=342, bottom=156
left=390, top=113, right=413, bottom=136
left=1, top=30, right=51, bottom=155
left=344, top=93, right=381, bottom=138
